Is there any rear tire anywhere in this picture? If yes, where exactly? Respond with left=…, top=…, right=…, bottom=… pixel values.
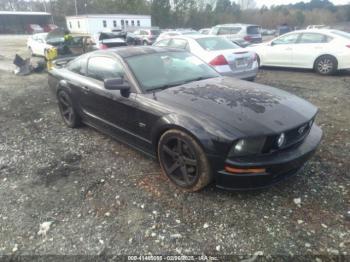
left=158, top=129, right=212, bottom=192
left=314, top=55, right=338, bottom=75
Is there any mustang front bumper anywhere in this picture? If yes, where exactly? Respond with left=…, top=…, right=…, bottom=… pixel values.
left=213, top=124, right=323, bottom=190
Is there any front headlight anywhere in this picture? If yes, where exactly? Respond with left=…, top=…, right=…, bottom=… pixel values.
left=228, top=137, right=266, bottom=157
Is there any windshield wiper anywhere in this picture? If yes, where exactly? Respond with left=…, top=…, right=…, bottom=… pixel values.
left=148, top=82, right=184, bottom=92
left=183, top=76, right=215, bottom=84
left=148, top=77, right=215, bottom=93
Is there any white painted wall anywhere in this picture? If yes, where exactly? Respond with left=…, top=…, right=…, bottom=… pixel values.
left=66, top=15, right=152, bottom=34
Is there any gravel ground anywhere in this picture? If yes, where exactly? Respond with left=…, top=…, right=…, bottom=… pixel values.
left=0, top=35, right=349, bottom=260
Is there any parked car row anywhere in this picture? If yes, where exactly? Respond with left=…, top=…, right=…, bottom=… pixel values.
left=27, top=30, right=128, bottom=57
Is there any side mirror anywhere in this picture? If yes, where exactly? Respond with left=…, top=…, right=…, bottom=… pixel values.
left=270, top=41, right=276, bottom=46
left=104, top=77, right=130, bottom=91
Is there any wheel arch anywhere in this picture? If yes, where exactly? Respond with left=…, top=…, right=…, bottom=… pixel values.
left=313, top=54, right=338, bottom=70
left=151, top=115, right=218, bottom=157
left=152, top=124, right=206, bottom=156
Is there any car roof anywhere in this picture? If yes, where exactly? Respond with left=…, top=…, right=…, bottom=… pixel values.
left=97, top=46, right=184, bottom=58
left=284, top=29, right=340, bottom=35
left=215, top=24, right=259, bottom=27
left=166, top=35, right=219, bottom=40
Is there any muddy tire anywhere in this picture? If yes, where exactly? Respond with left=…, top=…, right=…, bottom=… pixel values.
left=57, top=89, right=82, bottom=128
left=158, top=129, right=212, bottom=192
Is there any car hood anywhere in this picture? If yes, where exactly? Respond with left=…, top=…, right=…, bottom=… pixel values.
left=153, top=77, right=318, bottom=137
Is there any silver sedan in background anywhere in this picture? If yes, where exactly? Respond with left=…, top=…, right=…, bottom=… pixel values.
left=154, top=35, right=259, bottom=81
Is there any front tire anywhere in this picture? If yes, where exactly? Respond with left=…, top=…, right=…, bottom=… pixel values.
left=158, top=130, right=212, bottom=192
left=314, top=55, right=338, bottom=75
left=57, top=90, right=82, bottom=128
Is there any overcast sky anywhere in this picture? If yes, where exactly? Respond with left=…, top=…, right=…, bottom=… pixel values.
left=255, top=0, right=350, bottom=7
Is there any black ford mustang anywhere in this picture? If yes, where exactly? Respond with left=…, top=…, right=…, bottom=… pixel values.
left=48, top=46, right=322, bottom=191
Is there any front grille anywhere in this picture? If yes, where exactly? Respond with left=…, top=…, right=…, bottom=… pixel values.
left=262, top=120, right=313, bottom=154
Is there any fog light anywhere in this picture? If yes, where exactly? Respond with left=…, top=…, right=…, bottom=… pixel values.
left=277, top=133, right=285, bottom=148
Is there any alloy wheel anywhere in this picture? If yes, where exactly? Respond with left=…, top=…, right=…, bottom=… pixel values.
left=317, top=58, right=334, bottom=74
left=58, top=91, right=75, bottom=126
left=160, top=137, right=199, bottom=188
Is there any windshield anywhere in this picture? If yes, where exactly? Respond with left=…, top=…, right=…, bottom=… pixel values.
left=247, top=26, right=261, bottom=35
left=196, top=37, right=240, bottom=51
left=331, top=30, right=350, bottom=40
left=126, top=52, right=219, bottom=92
left=99, top=33, right=123, bottom=40
left=150, top=30, right=161, bottom=35
left=182, top=31, right=200, bottom=35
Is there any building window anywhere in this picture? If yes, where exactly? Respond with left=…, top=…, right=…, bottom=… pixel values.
left=103, top=20, right=107, bottom=28
left=69, top=22, right=72, bottom=29
left=77, top=21, right=80, bottom=28
left=131, top=20, right=135, bottom=27
left=125, top=20, right=129, bottom=27
left=113, top=20, right=117, bottom=27
left=137, top=20, right=140, bottom=27
left=121, top=20, right=125, bottom=28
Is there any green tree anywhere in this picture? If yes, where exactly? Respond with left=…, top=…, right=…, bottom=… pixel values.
left=151, top=0, right=171, bottom=28
left=295, top=10, right=305, bottom=25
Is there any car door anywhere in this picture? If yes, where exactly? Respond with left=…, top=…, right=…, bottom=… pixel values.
left=292, top=33, right=331, bottom=68
left=30, top=35, right=41, bottom=55
left=80, top=55, right=140, bottom=140
left=263, top=33, right=301, bottom=67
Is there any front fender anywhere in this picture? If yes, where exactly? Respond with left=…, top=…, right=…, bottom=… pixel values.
left=151, top=113, right=239, bottom=156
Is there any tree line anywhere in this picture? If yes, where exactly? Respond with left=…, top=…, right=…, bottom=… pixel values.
left=1, top=0, right=350, bottom=29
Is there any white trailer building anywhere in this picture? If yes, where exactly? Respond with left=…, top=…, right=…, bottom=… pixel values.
left=66, top=14, right=152, bottom=34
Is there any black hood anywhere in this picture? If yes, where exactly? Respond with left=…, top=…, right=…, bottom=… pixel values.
left=152, top=77, right=318, bottom=137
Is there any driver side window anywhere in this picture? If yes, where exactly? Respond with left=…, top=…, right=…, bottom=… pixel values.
left=87, top=56, right=125, bottom=81
left=272, top=33, right=300, bottom=45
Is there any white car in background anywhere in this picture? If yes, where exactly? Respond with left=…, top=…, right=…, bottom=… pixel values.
left=154, top=35, right=259, bottom=81
left=156, top=30, right=200, bottom=42
left=27, top=33, right=53, bottom=56
left=249, top=29, right=350, bottom=75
